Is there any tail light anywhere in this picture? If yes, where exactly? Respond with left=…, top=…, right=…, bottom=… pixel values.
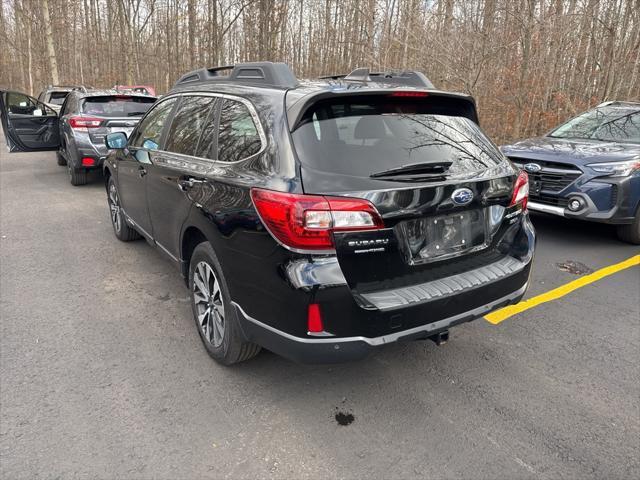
left=510, top=171, right=529, bottom=211
left=69, top=116, right=102, bottom=130
left=250, top=188, right=384, bottom=251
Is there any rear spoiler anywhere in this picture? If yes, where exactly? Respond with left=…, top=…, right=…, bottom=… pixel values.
left=286, top=89, right=479, bottom=131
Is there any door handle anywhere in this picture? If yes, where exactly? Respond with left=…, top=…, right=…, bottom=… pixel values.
left=178, top=177, right=205, bottom=191
left=138, top=166, right=147, bottom=178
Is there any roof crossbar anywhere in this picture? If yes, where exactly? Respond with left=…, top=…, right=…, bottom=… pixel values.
left=172, top=62, right=298, bottom=90
left=319, top=68, right=434, bottom=89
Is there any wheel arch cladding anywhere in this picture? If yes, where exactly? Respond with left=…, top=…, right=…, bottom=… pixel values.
left=181, top=226, right=208, bottom=281
left=103, top=166, right=112, bottom=190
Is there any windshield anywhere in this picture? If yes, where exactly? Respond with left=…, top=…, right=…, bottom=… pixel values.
left=81, top=96, right=155, bottom=117
left=292, top=97, right=505, bottom=178
left=549, top=107, right=640, bottom=143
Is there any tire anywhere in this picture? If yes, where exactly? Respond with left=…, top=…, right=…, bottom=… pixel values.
left=616, top=210, right=640, bottom=244
left=107, top=177, right=140, bottom=241
left=189, top=242, right=261, bottom=365
left=56, top=151, right=67, bottom=166
left=68, top=163, right=88, bottom=186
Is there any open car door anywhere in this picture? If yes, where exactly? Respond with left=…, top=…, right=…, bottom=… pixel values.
left=0, top=90, right=60, bottom=152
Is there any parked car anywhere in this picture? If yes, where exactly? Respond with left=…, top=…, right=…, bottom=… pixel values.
left=95, top=62, right=534, bottom=365
left=37, top=85, right=89, bottom=113
left=501, top=101, right=640, bottom=244
left=113, top=85, right=156, bottom=96
left=0, top=89, right=157, bottom=185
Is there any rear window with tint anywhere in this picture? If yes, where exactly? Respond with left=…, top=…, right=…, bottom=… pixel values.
left=292, top=97, right=504, bottom=178
left=81, top=96, right=155, bottom=117
left=48, top=92, right=69, bottom=105
left=217, top=99, right=262, bottom=162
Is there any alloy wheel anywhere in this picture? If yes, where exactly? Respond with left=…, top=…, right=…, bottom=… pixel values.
left=108, top=183, right=122, bottom=234
left=193, top=261, right=225, bottom=347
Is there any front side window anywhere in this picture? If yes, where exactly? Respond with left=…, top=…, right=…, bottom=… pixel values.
left=6, top=92, right=54, bottom=116
left=129, top=97, right=177, bottom=150
left=217, top=99, right=262, bottom=162
left=165, top=95, right=217, bottom=156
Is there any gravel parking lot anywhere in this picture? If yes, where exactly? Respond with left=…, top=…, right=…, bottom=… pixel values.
left=1, top=138, right=639, bottom=479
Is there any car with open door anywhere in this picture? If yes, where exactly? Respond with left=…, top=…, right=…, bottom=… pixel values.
left=103, top=62, right=535, bottom=365
left=0, top=89, right=156, bottom=185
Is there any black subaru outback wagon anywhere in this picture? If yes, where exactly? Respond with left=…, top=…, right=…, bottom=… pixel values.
left=102, top=62, right=535, bottom=365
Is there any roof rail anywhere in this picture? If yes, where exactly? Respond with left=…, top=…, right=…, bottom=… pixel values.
left=172, top=62, right=298, bottom=90
left=319, top=68, right=434, bottom=89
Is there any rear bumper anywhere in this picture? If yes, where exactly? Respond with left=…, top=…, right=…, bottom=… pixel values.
left=234, top=283, right=528, bottom=364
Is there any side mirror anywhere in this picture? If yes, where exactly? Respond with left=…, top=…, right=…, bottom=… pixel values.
left=105, top=132, right=128, bottom=150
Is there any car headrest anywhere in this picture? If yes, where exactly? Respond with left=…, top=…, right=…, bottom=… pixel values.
left=354, top=115, right=386, bottom=139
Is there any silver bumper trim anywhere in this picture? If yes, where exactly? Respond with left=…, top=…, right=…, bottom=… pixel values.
left=358, top=256, right=526, bottom=311
left=232, top=282, right=528, bottom=347
left=527, top=201, right=565, bottom=217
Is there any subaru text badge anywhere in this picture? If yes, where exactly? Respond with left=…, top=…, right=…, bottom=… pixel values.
left=451, top=188, right=474, bottom=205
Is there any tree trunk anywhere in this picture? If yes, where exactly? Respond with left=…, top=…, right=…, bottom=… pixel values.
left=41, top=0, right=60, bottom=85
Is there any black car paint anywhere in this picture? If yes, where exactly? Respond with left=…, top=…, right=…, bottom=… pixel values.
left=103, top=78, right=535, bottom=363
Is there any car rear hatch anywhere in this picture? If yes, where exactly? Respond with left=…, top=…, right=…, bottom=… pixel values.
left=288, top=91, right=527, bottom=310
left=79, top=95, right=156, bottom=144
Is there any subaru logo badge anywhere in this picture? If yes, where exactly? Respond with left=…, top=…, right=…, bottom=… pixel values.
left=524, top=163, right=542, bottom=173
left=451, top=188, right=474, bottom=205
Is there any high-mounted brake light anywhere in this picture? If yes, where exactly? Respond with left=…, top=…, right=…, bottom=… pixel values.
left=389, top=91, right=429, bottom=97
left=250, top=188, right=384, bottom=251
left=509, top=171, right=529, bottom=211
left=69, top=116, right=102, bottom=130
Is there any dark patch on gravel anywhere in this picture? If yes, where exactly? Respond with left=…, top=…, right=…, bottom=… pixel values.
left=335, top=410, right=355, bottom=426
left=556, top=260, right=593, bottom=275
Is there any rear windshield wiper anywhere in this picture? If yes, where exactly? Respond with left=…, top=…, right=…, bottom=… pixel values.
left=370, top=161, right=453, bottom=178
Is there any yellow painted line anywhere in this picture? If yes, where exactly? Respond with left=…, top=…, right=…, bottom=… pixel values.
left=485, top=254, right=640, bottom=324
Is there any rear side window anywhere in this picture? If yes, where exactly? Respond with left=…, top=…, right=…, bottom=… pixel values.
left=217, top=99, right=262, bottom=162
left=292, top=96, right=503, bottom=178
left=165, top=96, right=217, bottom=156
left=129, top=97, right=177, bottom=150
left=81, top=96, right=155, bottom=117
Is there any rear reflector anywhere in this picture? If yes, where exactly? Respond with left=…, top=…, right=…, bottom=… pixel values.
left=510, top=171, right=529, bottom=210
left=250, top=188, right=384, bottom=251
left=307, top=304, right=324, bottom=333
left=69, top=116, right=102, bottom=129
left=81, top=157, right=96, bottom=166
